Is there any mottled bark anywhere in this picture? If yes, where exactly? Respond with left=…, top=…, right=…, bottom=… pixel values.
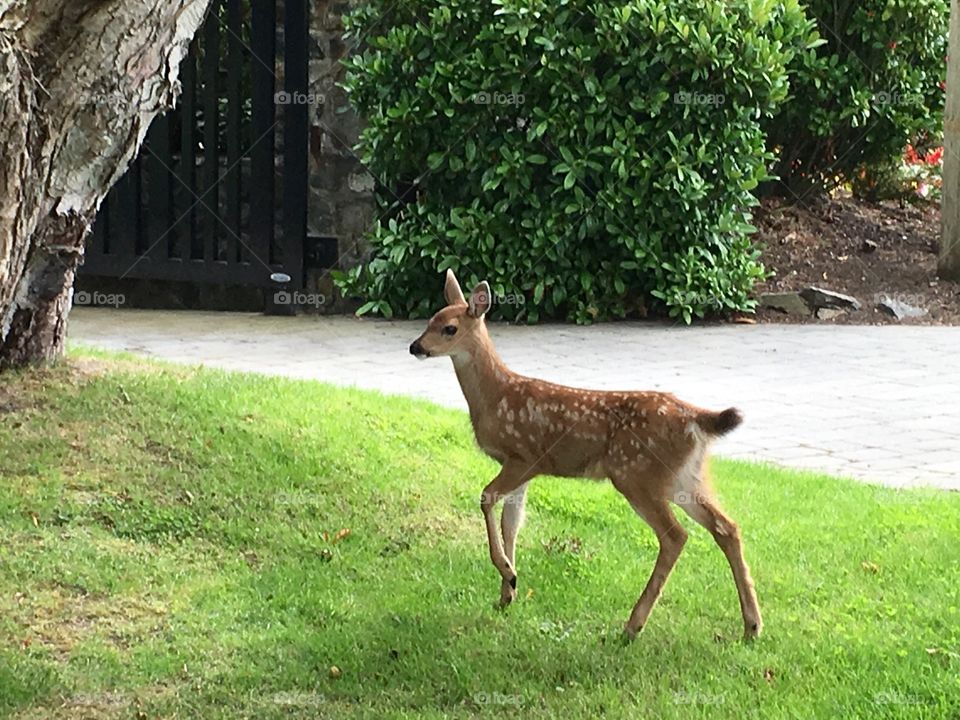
left=0, top=0, right=211, bottom=369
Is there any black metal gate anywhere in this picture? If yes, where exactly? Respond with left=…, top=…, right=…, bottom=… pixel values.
left=83, top=0, right=309, bottom=292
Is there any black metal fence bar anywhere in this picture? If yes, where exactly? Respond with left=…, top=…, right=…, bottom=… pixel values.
left=147, top=114, right=172, bottom=262
left=179, top=39, right=197, bottom=261
left=201, top=0, right=221, bottom=265
left=249, top=0, right=276, bottom=269
left=225, top=0, right=243, bottom=263
left=282, top=0, right=308, bottom=285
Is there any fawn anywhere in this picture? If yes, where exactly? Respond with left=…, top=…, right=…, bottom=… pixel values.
left=409, top=270, right=763, bottom=640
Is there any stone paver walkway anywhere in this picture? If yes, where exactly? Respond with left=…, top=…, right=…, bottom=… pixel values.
left=69, top=308, right=960, bottom=490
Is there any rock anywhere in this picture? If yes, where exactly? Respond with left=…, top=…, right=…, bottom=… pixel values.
left=876, top=295, right=927, bottom=320
left=347, top=172, right=375, bottom=193
left=759, top=292, right=810, bottom=315
left=816, top=308, right=844, bottom=320
left=861, top=239, right=878, bottom=253
left=799, top=286, right=861, bottom=311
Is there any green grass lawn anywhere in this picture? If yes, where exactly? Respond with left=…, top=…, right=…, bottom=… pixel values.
left=0, top=352, right=958, bottom=719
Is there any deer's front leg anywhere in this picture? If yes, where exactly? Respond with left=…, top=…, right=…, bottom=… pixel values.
left=480, top=462, right=530, bottom=607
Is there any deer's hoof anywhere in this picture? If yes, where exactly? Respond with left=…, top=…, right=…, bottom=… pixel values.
left=744, top=620, right=762, bottom=641
left=498, top=579, right=517, bottom=608
left=621, top=620, right=642, bottom=644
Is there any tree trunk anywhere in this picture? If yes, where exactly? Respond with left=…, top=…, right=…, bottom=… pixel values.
left=941, top=0, right=960, bottom=280
left=0, top=0, right=211, bottom=370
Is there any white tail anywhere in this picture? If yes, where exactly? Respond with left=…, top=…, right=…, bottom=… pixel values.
left=410, top=270, right=762, bottom=639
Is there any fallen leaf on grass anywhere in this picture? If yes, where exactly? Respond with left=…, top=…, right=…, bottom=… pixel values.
left=926, top=647, right=960, bottom=661
left=332, top=528, right=351, bottom=544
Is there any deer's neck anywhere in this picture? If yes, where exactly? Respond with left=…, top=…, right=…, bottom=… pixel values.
left=451, top=336, right=512, bottom=423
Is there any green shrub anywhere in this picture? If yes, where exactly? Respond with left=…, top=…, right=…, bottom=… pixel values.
left=337, top=0, right=816, bottom=323
left=763, top=0, right=947, bottom=199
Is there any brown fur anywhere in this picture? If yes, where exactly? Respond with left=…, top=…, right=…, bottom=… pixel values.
left=410, top=271, right=763, bottom=639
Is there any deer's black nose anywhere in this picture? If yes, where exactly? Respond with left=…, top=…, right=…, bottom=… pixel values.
left=409, top=340, right=425, bottom=356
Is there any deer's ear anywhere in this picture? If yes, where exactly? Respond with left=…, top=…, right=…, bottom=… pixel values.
left=468, top=281, right=492, bottom=318
left=444, top=269, right=466, bottom=306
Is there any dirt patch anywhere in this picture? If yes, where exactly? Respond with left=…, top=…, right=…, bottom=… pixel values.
left=0, top=359, right=109, bottom=412
left=0, top=386, right=25, bottom=414
left=11, top=686, right=177, bottom=720
left=752, top=196, right=960, bottom=324
left=10, top=583, right=169, bottom=661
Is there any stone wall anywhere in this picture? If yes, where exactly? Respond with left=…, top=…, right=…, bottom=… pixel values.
left=305, top=0, right=375, bottom=312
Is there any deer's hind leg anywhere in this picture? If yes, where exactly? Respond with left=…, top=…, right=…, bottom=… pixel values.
left=675, top=480, right=763, bottom=639
left=611, top=472, right=688, bottom=639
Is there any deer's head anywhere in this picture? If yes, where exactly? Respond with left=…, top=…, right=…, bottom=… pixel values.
left=409, top=270, right=491, bottom=360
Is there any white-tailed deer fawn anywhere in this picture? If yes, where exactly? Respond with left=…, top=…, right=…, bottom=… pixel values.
left=409, top=270, right=762, bottom=640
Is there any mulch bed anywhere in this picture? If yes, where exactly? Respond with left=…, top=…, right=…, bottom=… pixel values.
left=751, top=195, right=960, bottom=325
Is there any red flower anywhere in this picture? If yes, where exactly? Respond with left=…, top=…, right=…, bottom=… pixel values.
left=905, top=144, right=921, bottom=164
left=926, top=146, right=944, bottom=165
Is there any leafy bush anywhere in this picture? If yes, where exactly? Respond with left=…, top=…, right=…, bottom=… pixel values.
left=763, top=0, right=947, bottom=199
left=337, top=0, right=816, bottom=323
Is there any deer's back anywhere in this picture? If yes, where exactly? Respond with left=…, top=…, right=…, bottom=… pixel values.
left=472, top=375, right=703, bottom=482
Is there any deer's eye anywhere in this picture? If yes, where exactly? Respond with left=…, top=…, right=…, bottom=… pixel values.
left=442, top=325, right=458, bottom=337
